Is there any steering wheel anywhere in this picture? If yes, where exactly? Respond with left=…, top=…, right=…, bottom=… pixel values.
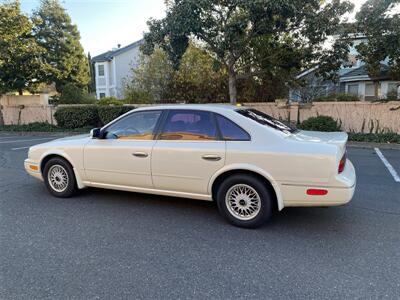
left=110, top=128, right=140, bottom=138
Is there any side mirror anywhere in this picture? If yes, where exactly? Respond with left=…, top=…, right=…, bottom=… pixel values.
left=90, top=128, right=102, bottom=139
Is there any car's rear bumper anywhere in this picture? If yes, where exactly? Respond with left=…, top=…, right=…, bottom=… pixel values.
left=24, top=159, right=43, bottom=181
left=281, top=160, right=356, bottom=207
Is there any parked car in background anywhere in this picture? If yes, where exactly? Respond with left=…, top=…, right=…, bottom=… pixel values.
left=25, top=105, right=356, bottom=228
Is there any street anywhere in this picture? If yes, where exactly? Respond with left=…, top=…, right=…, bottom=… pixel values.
left=1, top=133, right=399, bottom=299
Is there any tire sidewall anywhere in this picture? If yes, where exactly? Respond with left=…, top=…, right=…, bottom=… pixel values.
left=216, top=174, right=273, bottom=228
left=43, top=158, right=77, bottom=198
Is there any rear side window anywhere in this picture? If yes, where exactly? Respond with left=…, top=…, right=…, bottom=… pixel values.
left=159, top=110, right=217, bottom=140
left=216, top=115, right=250, bottom=141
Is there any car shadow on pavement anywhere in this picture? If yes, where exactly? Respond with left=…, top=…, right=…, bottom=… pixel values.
left=75, top=187, right=349, bottom=233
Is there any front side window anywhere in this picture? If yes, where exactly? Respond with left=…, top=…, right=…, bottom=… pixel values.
left=98, top=64, right=105, bottom=76
left=236, top=109, right=297, bottom=134
left=216, top=115, right=250, bottom=141
left=159, top=110, right=217, bottom=140
left=104, top=110, right=161, bottom=140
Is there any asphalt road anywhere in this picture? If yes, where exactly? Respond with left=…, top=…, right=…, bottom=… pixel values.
left=1, top=133, right=399, bottom=299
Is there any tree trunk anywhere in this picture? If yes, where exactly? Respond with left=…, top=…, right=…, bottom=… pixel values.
left=18, top=89, right=23, bottom=95
left=0, top=104, right=4, bottom=126
left=374, top=81, right=379, bottom=99
left=228, top=67, right=237, bottom=105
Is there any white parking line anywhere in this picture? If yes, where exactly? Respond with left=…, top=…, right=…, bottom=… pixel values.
left=0, top=137, right=55, bottom=144
left=11, top=146, right=31, bottom=150
left=375, top=148, right=400, bottom=183
left=0, top=136, right=23, bottom=140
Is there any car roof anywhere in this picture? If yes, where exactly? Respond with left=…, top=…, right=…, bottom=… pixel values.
left=132, top=104, right=245, bottom=114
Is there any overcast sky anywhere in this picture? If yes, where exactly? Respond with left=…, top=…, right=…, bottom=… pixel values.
left=18, top=0, right=387, bottom=56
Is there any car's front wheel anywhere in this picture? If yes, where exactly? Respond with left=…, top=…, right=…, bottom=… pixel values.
left=43, top=157, right=77, bottom=198
left=216, top=174, right=273, bottom=228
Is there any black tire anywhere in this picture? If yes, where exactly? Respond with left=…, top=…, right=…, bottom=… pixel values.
left=216, top=174, right=273, bottom=228
left=43, top=157, right=77, bottom=198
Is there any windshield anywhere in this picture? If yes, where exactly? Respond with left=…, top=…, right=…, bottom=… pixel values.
left=236, top=109, right=298, bottom=134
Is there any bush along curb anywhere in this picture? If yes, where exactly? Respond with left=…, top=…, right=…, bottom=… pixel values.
left=53, top=105, right=135, bottom=129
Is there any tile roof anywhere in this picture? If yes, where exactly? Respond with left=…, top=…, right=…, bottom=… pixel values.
left=341, top=63, right=389, bottom=78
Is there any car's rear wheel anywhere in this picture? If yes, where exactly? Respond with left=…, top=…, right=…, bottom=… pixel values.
left=216, top=174, right=273, bottom=228
left=43, top=157, right=77, bottom=198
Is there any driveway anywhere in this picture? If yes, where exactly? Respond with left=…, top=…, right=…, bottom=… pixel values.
left=1, top=133, right=399, bottom=299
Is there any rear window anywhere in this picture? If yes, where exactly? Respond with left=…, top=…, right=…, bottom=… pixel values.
left=236, top=109, right=298, bottom=134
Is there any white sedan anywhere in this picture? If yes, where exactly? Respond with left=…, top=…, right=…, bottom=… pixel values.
left=25, top=104, right=356, bottom=228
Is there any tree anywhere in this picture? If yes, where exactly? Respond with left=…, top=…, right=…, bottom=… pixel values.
left=32, top=0, right=90, bottom=92
left=87, top=52, right=96, bottom=93
left=125, top=44, right=228, bottom=103
left=0, top=0, right=46, bottom=95
left=355, top=0, right=400, bottom=98
left=127, top=48, right=174, bottom=102
left=143, top=0, right=353, bottom=104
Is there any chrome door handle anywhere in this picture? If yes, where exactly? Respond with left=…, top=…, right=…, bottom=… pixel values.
left=202, top=154, right=221, bottom=161
left=132, top=152, right=148, bottom=158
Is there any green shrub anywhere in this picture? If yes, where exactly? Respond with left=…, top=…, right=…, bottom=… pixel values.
left=348, top=132, right=400, bottom=143
left=0, top=122, right=90, bottom=133
left=124, top=88, right=153, bottom=104
left=384, top=90, right=399, bottom=101
left=98, top=106, right=135, bottom=125
left=54, top=106, right=99, bottom=128
left=54, top=105, right=135, bottom=128
left=0, top=122, right=58, bottom=132
left=298, top=115, right=342, bottom=132
left=335, top=93, right=360, bottom=102
left=51, top=83, right=96, bottom=104
left=313, top=93, right=359, bottom=102
left=97, top=97, right=123, bottom=106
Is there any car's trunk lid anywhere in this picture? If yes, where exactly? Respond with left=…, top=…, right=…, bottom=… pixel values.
left=291, top=130, right=348, bottom=153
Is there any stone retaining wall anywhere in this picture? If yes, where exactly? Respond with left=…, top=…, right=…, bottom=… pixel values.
left=1, top=95, right=399, bottom=133
left=246, top=101, right=400, bottom=133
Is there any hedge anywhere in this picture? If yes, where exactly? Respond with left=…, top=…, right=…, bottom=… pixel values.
left=97, top=106, right=134, bottom=125
left=348, top=132, right=400, bottom=144
left=54, top=106, right=99, bottom=129
left=54, top=106, right=135, bottom=129
left=298, top=115, right=342, bottom=132
left=97, top=97, right=123, bottom=106
left=313, top=93, right=360, bottom=102
left=0, top=122, right=90, bottom=133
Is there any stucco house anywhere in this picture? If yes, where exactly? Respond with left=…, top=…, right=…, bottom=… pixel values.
left=91, top=39, right=143, bottom=99
left=290, top=35, right=399, bottom=101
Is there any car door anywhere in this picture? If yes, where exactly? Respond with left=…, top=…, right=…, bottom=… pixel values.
left=151, top=109, right=225, bottom=195
left=84, top=110, right=162, bottom=188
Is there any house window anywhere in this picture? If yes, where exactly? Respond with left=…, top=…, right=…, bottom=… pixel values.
left=347, top=84, right=359, bottom=95
left=388, top=83, right=398, bottom=93
left=99, top=93, right=106, bottom=99
left=365, top=83, right=374, bottom=96
left=98, top=65, right=105, bottom=76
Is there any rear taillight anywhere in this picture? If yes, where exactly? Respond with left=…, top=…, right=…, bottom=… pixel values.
left=307, top=189, right=328, bottom=196
left=338, top=152, right=346, bottom=173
